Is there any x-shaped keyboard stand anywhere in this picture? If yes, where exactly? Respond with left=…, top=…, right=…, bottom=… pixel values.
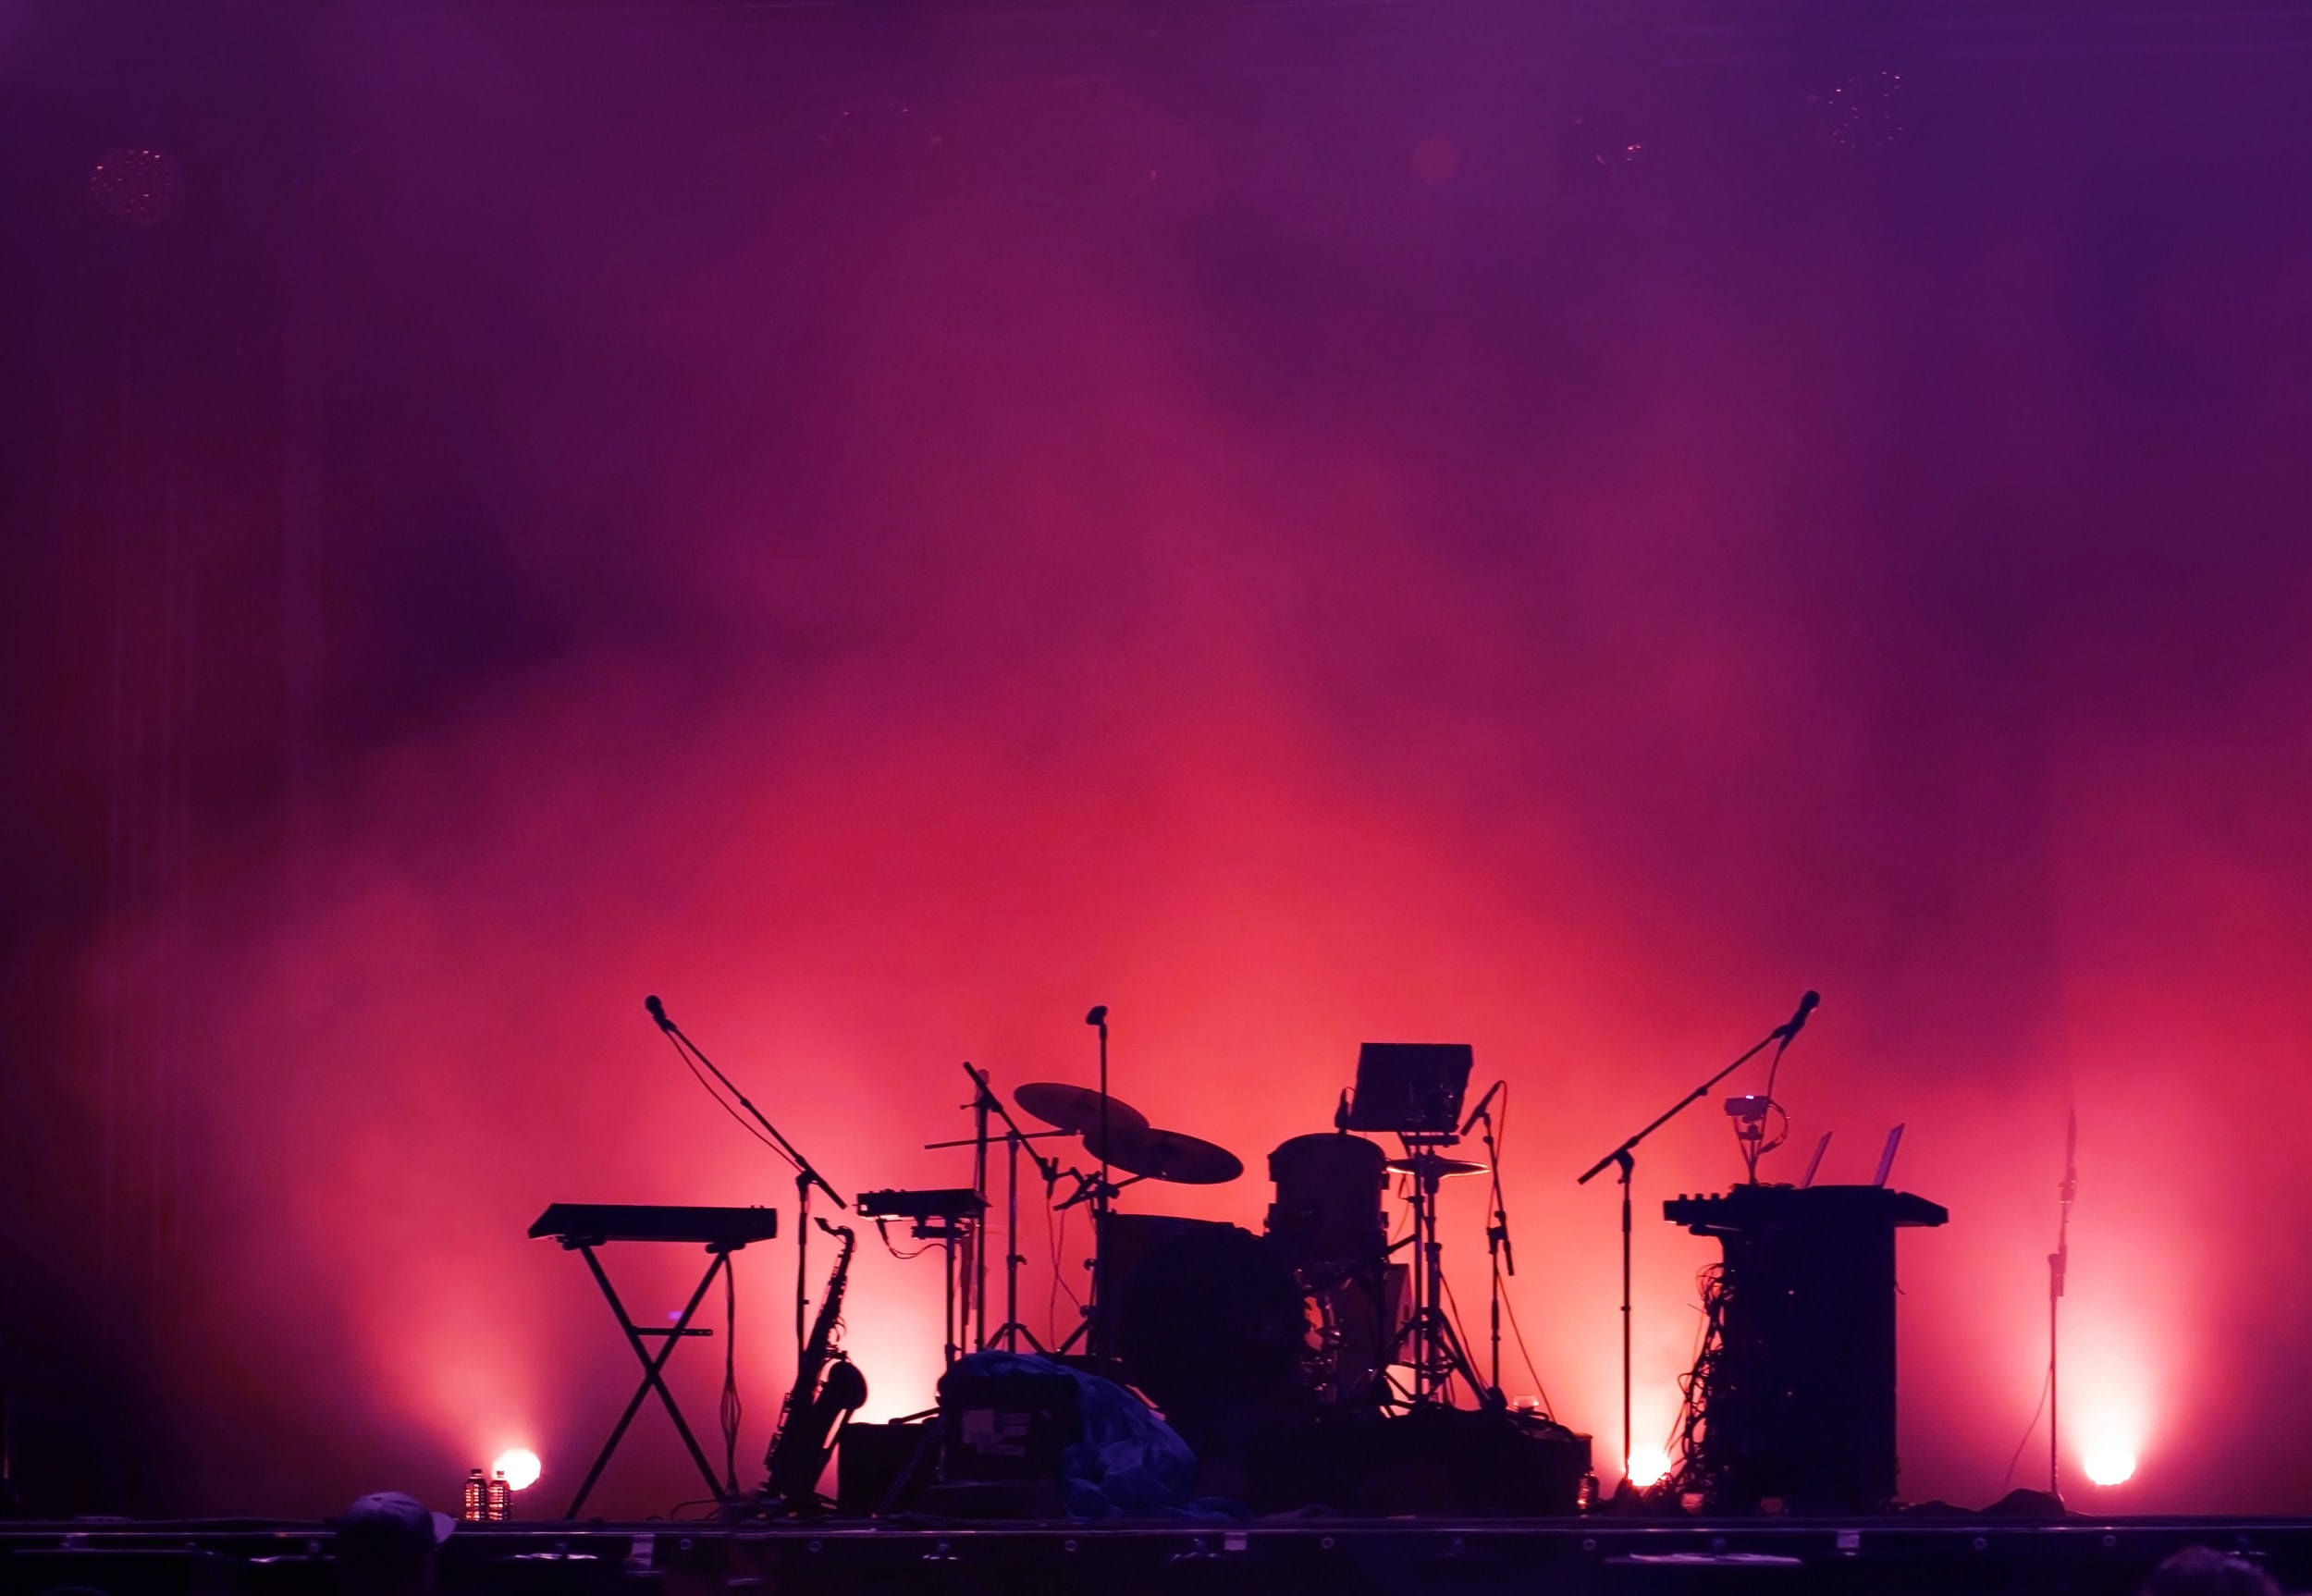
left=560, top=1238, right=741, bottom=1519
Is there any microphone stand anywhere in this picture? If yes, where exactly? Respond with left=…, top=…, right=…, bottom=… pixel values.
left=1088, top=1006, right=1112, bottom=1361
left=648, top=998, right=848, bottom=1379
left=1576, top=996, right=1814, bottom=1492
left=2049, top=1108, right=2076, bottom=1503
left=966, top=1071, right=989, bottom=1351
left=1474, top=1095, right=1514, bottom=1396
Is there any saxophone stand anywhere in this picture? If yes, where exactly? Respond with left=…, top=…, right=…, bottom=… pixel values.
left=1576, top=991, right=1817, bottom=1494
left=646, top=996, right=848, bottom=1379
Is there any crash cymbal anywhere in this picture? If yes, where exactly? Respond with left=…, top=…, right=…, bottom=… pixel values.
left=1083, top=1123, right=1244, bottom=1185
left=1386, top=1154, right=1489, bottom=1180
left=1015, top=1082, right=1150, bottom=1138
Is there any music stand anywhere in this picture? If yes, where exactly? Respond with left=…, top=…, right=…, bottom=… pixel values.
left=1347, top=1043, right=1489, bottom=1406
left=1346, top=1043, right=1473, bottom=1135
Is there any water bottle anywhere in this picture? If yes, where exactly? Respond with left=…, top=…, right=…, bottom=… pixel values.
left=461, top=1467, right=487, bottom=1522
left=486, top=1470, right=511, bottom=1522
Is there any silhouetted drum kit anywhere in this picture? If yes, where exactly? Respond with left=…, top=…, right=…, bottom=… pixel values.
left=993, top=1039, right=1496, bottom=1431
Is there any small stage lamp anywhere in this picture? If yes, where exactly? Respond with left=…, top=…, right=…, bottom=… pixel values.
left=1625, top=1444, right=1672, bottom=1489
left=2082, top=1443, right=2136, bottom=1487
left=493, top=1448, right=543, bottom=1492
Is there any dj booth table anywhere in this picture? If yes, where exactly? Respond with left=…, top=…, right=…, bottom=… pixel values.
left=1664, top=1185, right=1948, bottom=1515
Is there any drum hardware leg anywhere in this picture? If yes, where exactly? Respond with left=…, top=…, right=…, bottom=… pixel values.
left=1382, top=1137, right=1497, bottom=1407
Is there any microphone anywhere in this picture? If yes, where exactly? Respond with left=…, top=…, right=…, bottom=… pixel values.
left=1085, top=1004, right=1108, bottom=1027
left=1778, top=990, right=1821, bottom=1043
left=646, top=994, right=672, bottom=1031
left=1458, top=1078, right=1506, bottom=1137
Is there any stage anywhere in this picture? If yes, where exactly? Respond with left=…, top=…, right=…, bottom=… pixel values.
left=13, top=0, right=2312, bottom=1565
left=4, top=1514, right=2307, bottom=1596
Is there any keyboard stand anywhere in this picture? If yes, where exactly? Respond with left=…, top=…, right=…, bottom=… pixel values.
left=560, top=1238, right=738, bottom=1519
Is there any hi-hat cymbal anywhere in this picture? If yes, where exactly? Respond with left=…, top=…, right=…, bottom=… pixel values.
left=1083, top=1123, right=1245, bottom=1185
left=1386, top=1154, right=1489, bottom=1180
left=1015, top=1083, right=1150, bottom=1138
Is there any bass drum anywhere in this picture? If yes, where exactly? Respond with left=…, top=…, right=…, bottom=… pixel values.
left=1094, top=1212, right=1238, bottom=1353
left=1300, top=1256, right=1408, bottom=1408
left=1114, top=1221, right=1309, bottom=1449
left=1265, top=1133, right=1388, bottom=1266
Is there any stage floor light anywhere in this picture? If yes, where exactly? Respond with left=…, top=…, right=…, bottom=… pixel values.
left=493, top=1448, right=543, bottom=1492
left=1626, top=1444, right=1672, bottom=1489
left=2083, top=1443, right=2137, bottom=1486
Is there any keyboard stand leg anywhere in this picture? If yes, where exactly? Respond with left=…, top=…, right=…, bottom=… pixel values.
left=563, top=1244, right=732, bottom=1519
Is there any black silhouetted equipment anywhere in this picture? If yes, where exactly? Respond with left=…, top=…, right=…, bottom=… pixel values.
left=765, top=1220, right=867, bottom=1512
left=1016, top=1013, right=1248, bottom=1361
left=1577, top=991, right=1821, bottom=1489
left=645, top=995, right=847, bottom=1381
left=1113, top=1220, right=1307, bottom=1457
left=1665, top=1184, right=1948, bottom=1513
left=859, top=1188, right=989, bottom=1367
left=530, top=1203, right=780, bottom=1249
left=856, top=1188, right=988, bottom=1222
left=1338, top=1042, right=1489, bottom=1406
left=1080, top=1122, right=1245, bottom=1185
left=2048, top=1107, right=2078, bottom=1502
left=1013, top=1082, right=1150, bottom=1138
left=1344, top=1043, right=1473, bottom=1136
left=529, top=1202, right=779, bottom=1518
left=1265, top=1133, right=1403, bottom=1407
left=1268, top=1133, right=1388, bottom=1266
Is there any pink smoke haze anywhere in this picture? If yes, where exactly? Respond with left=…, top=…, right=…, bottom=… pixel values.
left=9, top=0, right=2312, bottom=1520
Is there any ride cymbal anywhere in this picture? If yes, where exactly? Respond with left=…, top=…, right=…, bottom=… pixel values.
left=1083, top=1123, right=1245, bottom=1185
left=1015, top=1082, right=1150, bottom=1137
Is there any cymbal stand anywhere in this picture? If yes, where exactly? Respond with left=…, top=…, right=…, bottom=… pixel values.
left=957, top=1062, right=1067, bottom=1352
left=1051, top=1162, right=1140, bottom=1357
left=1384, top=1132, right=1494, bottom=1408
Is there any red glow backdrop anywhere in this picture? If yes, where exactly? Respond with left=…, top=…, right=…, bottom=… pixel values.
left=10, top=0, right=2312, bottom=1521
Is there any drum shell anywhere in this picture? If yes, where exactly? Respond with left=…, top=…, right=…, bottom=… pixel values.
left=1106, top=1220, right=1308, bottom=1445
left=1089, top=1213, right=1236, bottom=1353
left=1265, top=1134, right=1388, bottom=1264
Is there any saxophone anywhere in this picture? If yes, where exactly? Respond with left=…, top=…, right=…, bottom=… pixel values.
left=764, top=1218, right=868, bottom=1509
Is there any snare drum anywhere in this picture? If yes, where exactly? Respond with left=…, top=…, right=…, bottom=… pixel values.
left=1265, top=1133, right=1388, bottom=1265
